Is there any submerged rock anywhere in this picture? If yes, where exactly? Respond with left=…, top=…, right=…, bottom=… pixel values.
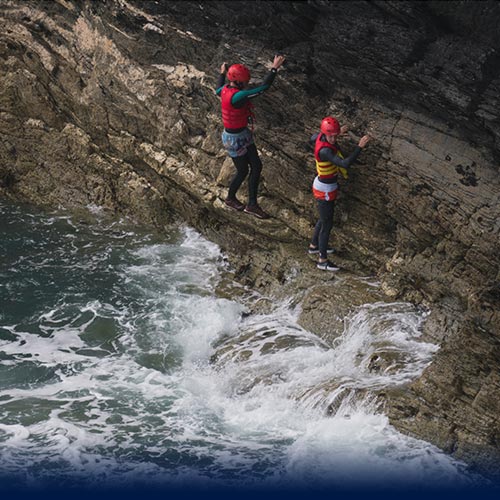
left=1, top=0, right=499, bottom=479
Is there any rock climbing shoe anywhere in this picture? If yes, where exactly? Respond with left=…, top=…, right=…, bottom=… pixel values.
left=243, top=204, right=270, bottom=219
left=316, top=260, right=340, bottom=272
left=224, top=198, right=245, bottom=211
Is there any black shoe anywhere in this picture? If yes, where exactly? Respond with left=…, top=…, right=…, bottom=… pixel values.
left=243, top=204, right=270, bottom=219
left=317, top=260, right=339, bottom=272
left=224, top=198, right=245, bottom=211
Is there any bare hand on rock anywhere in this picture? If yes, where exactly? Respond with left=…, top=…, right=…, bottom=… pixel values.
left=358, top=135, right=371, bottom=148
left=272, top=54, right=286, bottom=70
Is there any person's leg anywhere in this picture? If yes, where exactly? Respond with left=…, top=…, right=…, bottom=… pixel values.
left=245, top=143, right=263, bottom=207
left=241, top=143, right=269, bottom=219
left=311, top=219, right=322, bottom=249
left=228, top=154, right=249, bottom=201
left=317, top=200, right=335, bottom=261
left=310, top=216, right=335, bottom=254
left=222, top=129, right=251, bottom=207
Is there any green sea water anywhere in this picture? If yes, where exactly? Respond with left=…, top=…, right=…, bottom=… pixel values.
left=0, top=199, right=490, bottom=496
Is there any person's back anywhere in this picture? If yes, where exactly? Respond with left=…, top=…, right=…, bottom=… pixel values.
left=215, top=55, right=285, bottom=219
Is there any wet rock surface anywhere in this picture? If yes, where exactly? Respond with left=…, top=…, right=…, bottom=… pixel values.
left=1, top=0, right=499, bottom=479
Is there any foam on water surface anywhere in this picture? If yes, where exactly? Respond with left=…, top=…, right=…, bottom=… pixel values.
left=0, top=201, right=489, bottom=492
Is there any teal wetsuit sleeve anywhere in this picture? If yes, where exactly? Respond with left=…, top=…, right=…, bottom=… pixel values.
left=231, top=84, right=270, bottom=105
left=231, top=69, right=277, bottom=106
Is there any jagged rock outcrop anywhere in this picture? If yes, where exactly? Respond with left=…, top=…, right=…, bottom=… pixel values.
left=1, top=0, right=499, bottom=480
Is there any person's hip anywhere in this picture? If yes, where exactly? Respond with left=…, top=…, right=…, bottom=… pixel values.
left=222, top=128, right=254, bottom=158
left=312, top=176, right=338, bottom=201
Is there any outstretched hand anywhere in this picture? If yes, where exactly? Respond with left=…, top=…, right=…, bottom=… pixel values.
left=340, top=125, right=350, bottom=135
left=272, top=54, right=286, bottom=70
left=220, top=62, right=228, bottom=74
left=358, top=135, right=371, bottom=148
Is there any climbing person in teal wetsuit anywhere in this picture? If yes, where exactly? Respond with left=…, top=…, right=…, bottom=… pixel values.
left=216, top=55, right=285, bottom=219
left=309, top=116, right=371, bottom=271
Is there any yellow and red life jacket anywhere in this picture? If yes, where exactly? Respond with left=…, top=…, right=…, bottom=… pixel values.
left=314, top=134, right=347, bottom=180
left=221, top=85, right=254, bottom=129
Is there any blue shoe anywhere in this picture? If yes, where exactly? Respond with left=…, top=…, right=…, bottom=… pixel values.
left=308, top=245, right=335, bottom=255
left=317, top=260, right=339, bottom=272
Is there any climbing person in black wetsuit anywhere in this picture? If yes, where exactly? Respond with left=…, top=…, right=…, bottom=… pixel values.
left=309, top=116, right=371, bottom=271
left=216, top=55, right=285, bottom=219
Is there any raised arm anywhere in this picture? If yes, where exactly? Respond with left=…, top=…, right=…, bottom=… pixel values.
left=231, top=54, right=286, bottom=106
left=320, top=134, right=371, bottom=168
left=215, top=62, right=228, bottom=95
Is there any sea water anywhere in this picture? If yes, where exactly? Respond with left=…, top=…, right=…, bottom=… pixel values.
left=0, top=200, right=491, bottom=496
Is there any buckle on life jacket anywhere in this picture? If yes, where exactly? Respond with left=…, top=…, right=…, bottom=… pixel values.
left=338, top=167, right=348, bottom=179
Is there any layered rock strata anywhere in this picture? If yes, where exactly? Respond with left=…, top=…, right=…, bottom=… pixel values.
left=1, top=0, right=499, bottom=479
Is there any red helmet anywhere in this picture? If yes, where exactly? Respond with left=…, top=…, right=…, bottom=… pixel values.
left=320, top=116, right=340, bottom=135
left=227, top=64, right=250, bottom=83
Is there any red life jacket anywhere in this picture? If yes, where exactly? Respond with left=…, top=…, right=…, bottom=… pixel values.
left=314, top=134, right=343, bottom=180
left=221, top=85, right=253, bottom=129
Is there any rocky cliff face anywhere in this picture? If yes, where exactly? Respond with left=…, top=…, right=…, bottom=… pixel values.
left=1, top=0, right=499, bottom=480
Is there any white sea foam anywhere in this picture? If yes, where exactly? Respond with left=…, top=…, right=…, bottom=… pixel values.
left=0, top=205, right=487, bottom=490
left=283, top=411, right=480, bottom=489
